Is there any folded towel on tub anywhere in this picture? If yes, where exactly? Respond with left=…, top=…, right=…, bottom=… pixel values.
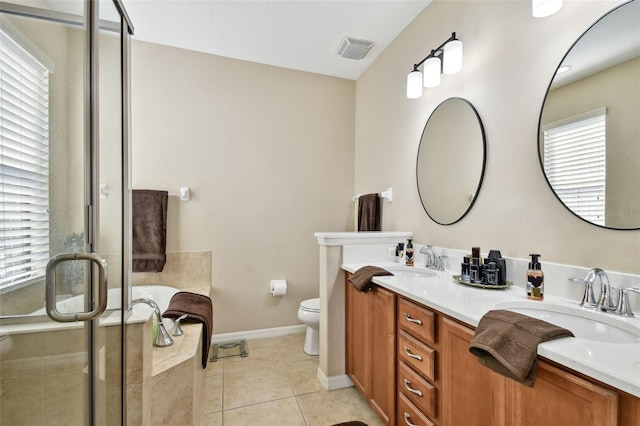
left=162, top=292, right=214, bottom=368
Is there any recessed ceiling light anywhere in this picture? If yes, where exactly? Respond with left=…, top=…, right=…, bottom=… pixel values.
left=556, top=64, right=572, bottom=74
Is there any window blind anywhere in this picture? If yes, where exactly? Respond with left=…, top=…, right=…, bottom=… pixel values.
left=0, top=29, right=50, bottom=291
left=543, top=108, right=606, bottom=226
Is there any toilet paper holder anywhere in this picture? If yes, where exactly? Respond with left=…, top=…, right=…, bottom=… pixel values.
left=270, top=279, right=287, bottom=296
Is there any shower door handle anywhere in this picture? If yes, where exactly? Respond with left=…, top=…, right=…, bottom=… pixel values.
left=45, top=252, right=108, bottom=322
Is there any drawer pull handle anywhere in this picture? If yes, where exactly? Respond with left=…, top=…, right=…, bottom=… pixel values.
left=404, top=346, right=423, bottom=361
left=404, top=313, right=423, bottom=325
left=403, top=412, right=419, bottom=426
left=403, top=379, right=423, bottom=397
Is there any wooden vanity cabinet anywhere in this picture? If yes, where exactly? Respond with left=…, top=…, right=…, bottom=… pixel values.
left=345, top=274, right=397, bottom=425
left=440, top=316, right=636, bottom=426
left=506, top=361, right=618, bottom=426
left=345, top=274, right=368, bottom=395
left=346, top=277, right=640, bottom=426
left=440, top=317, right=506, bottom=426
left=396, top=297, right=439, bottom=426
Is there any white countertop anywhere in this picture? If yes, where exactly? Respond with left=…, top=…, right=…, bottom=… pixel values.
left=342, top=262, right=640, bottom=398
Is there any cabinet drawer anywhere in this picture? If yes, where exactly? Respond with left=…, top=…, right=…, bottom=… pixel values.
left=398, top=330, right=436, bottom=382
left=398, top=392, right=436, bottom=426
left=398, top=297, right=435, bottom=344
left=398, top=361, right=437, bottom=419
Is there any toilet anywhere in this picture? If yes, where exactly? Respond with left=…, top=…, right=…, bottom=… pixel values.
left=297, top=297, right=320, bottom=355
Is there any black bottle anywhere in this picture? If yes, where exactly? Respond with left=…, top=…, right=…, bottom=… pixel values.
left=470, top=258, right=481, bottom=283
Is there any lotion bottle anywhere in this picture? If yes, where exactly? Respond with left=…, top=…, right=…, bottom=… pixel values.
left=405, top=239, right=414, bottom=266
left=526, top=254, right=544, bottom=300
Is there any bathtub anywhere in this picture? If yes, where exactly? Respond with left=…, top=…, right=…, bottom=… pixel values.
left=0, top=285, right=180, bottom=336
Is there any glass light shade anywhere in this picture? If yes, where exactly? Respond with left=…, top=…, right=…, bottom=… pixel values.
left=443, top=40, right=463, bottom=75
left=407, top=70, right=423, bottom=99
left=423, top=57, right=441, bottom=88
left=532, top=0, right=563, bottom=18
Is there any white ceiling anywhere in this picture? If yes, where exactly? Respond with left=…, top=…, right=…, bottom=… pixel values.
left=552, top=0, right=640, bottom=88
left=121, top=0, right=432, bottom=80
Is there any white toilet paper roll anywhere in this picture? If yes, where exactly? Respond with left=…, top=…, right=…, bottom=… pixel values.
left=270, top=279, right=287, bottom=296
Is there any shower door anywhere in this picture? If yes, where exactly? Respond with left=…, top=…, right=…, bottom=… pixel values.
left=0, top=0, right=133, bottom=424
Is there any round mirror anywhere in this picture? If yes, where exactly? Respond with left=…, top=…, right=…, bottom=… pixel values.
left=416, top=97, right=486, bottom=225
left=538, top=0, right=640, bottom=230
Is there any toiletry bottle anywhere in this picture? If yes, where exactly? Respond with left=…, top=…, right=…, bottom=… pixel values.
left=461, top=256, right=471, bottom=282
left=526, top=254, right=544, bottom=300
left=472, top=247, right=481, bottom=262
left=405, top=239, right=414, bottom=266
left=396, top=243, right=404, bottom=262
left=488, top=250, right=506, bottom=286
left=485, top=262, right=498, bottom=286
left=470, top=258, right=481, bottom=283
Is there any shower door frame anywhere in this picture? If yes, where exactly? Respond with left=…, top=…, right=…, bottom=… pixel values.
left=0, top=0, right=134, bottom=424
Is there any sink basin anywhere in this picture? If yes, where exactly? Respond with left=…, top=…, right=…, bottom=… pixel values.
left=384, top=266, right=436, bottom=279
left=495, top=301, right=640, bottom=344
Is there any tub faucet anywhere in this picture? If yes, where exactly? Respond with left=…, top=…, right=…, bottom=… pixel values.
left=577, top=268, right=615, bottom=312
left=132, top=298, right=173, bottom=347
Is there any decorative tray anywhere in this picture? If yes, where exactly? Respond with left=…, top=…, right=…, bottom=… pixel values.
left=452, top=274, right=513, bottom=290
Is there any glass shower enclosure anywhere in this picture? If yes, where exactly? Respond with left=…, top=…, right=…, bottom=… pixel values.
left=0, top=0, right=133, bottom=424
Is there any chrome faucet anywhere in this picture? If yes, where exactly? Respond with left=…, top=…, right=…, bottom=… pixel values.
left=433, top=255, right=448, bottom=271
left=613, top=287, right=640, bottom=317
left=574, top=268, right=615, bottom=312
left=418, top=245, right=447, bottom=271
left=419, top=245, right=437, bottom=269
left=132, top=298, right=174, bottom=347
left=173, top=314, right=188, bottom=336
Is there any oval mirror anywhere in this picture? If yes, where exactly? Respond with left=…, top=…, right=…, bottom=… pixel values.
left=538, top=0, right=640, bottom=230
left=416, top=97, right=486, bottom=225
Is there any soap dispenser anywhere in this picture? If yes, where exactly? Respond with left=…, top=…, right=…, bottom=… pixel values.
left=405, top=239, right=414, bottom=266
left=526, top=254, right=544, bottom=300
left=396, top=243, right=404, bottom=262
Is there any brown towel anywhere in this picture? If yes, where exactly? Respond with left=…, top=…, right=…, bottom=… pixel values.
left=132, top=190, right=168, bottom=272
left=357, top=193, right=381, bottom=231
left=348, top=266, right=393, bottom=293
left=162, top=292, right=213, bottom=368
left=469, top=310, right=574, bottom=387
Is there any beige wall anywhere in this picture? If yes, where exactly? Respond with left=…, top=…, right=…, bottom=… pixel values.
left=355, top=0, right=639, bottom=273
left=131, top=42, right=355, bottom=333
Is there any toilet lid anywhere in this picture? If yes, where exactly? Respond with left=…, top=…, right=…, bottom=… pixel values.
left=300, top=298, right=320, bottom=313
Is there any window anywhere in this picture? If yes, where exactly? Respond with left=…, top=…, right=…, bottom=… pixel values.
left=542, top=108, right=606, bottom=226
left=0, top=28, right=50, bottom=291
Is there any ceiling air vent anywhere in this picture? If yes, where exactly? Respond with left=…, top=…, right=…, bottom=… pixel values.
left=336, top=37, right=374, bottom=60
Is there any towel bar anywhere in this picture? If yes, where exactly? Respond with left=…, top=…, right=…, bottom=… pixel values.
left=352, top=187, right=393, bottom=202
left=168, top=187, right=190, bottom=201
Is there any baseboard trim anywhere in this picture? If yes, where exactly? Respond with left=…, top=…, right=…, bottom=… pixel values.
left=212, top=324, right=306, bottom=343
left=317, top=367, right=353, bottom=391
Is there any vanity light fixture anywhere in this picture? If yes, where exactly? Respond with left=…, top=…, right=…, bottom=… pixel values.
left=406, top=32, right=463, bottom=99
left=532, top=0, right=563, bottom=18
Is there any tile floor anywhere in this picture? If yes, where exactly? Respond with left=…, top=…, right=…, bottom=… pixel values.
left=200, top=333, right=384, bottom=426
